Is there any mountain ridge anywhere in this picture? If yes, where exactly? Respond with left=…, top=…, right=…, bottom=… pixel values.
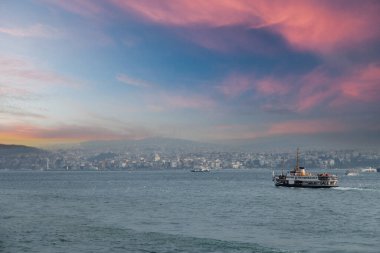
left=80, top=137, right=219, bottom=151
left=0, top=144, right=44, bottom=155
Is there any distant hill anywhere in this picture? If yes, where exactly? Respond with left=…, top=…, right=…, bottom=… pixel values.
left=80, top=137, right=223, bottom=153
left=73, top=134, right=376, bottom=154
left=79, top=135, right=360, bottom=154
left=221, top=134, right=374, bottom=152
left=0, top=144, right=44, bottom=155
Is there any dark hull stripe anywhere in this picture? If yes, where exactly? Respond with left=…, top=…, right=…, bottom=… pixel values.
left=275, top=184, right=338, bottom=188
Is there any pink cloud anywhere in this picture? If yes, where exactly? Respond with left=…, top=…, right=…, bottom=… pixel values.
left=218, top=73, right=292, bottom=100
left=109, top=0, right=380, bottom=53
left=43, top=0, right=380, bottom=53
left=256, top=77, right=291, bottom=96
left=215, top=63, right=379, bottom=114
left=294, top=64, right=380, bottom=111
left=247, top=63, right=380, bottom=113
left=262, top=2, right=380, bottom=53
left=339, top=64, right=380, bottom=102
left=293, top=68, right=338, bottom=112
left=218, top=73, right=253, bottom=98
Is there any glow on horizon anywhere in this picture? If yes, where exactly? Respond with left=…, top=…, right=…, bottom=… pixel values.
left=1, top=0, right=380, bottom=147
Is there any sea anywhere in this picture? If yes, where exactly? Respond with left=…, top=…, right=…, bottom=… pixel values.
left=0, top=169, right=379, bottom=253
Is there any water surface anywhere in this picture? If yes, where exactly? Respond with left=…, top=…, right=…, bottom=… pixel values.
left=1, top=169, right=379, bottom=252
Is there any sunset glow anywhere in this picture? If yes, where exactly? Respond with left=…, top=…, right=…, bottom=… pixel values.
left=1, top=0, right=380, bottom=147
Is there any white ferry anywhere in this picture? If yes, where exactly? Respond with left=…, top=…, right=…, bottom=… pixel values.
left=360, top=167, right=376, bottom=173
left=273, top=149, right=338, bottom=188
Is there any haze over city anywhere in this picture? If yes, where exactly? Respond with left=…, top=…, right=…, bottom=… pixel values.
left=1, top=0, right=380, bottom=148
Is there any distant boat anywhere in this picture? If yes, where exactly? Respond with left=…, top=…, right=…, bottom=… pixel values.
left=272, top=148, right=338, bottom=188
left=361, top=167, right=376, bottom=173
left=345, top=169, right=359, bottom=176
left=191, top=165, right=210, bottom=172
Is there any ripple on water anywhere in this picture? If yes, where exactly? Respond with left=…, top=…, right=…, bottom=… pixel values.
left=0, top=170, right=379, bottom=253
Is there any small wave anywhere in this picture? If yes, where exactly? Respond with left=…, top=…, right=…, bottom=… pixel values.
left=144, top=234, right=286, bottom=253
left=82, top=226, right=288, bottom=253
left=334, top=187, right=378, bottom=192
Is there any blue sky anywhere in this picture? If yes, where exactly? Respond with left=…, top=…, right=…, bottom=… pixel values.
left=1, top=0, right=380, bottom=148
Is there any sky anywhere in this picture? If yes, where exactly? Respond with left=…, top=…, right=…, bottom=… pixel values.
left=1, top=0, right=380, bottom=148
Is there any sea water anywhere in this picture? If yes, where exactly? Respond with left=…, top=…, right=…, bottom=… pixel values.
left=0, top=169, right=379, bottom=253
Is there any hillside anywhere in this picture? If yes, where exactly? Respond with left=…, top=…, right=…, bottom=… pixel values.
left=0, top=144, right=44, bottom=155
left=80, top=137, right=223, bottom=153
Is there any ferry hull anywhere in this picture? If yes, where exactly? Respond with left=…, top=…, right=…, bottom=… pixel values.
left=274, top=177, right=338, bottom=188
left=275, top=183, right=338, bottom=188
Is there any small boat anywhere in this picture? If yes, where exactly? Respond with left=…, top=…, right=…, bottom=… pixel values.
left=191, top=165, right=210, bottom=172
left=273, top=148, right=338, bottom=188
left=360, top=167, right=376, bottom=173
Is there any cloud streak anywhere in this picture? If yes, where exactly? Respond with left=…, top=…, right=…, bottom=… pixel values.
left=0, top=24, right=62, bottom=38
left=0, top=108, right=47, bottom=119
left=0, top=55, right=82, bottom=88
left=116, top=73, right=153, bottom=88
left=42, top=0, right=108, bottom=18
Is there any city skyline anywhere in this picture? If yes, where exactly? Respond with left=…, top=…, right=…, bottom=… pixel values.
left=1, top=0, right=380, bottom=147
